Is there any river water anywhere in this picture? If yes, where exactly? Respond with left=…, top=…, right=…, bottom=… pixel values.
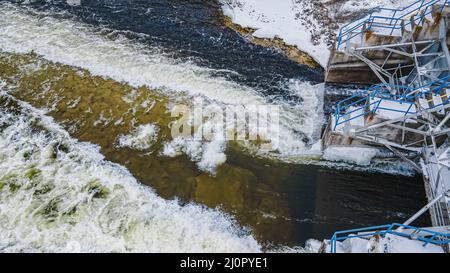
left=0, top=0, right=429, bottom=252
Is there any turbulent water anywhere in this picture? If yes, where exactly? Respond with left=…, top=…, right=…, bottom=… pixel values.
left=0, top=1, right=328, bottom=163
left=0, top=1, right=430, bottom=252
left=0, top=93, right=262, bottom=252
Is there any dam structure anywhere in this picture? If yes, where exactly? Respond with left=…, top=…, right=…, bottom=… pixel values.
left=322, top=0, right=450, bottom=252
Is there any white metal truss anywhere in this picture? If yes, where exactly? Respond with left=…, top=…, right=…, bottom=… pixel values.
left=331, top=0, right=450, bottom=250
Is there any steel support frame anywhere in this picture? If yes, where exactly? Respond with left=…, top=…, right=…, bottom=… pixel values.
left=352, top=104, right=450, bottom=152
left=349, top=38, right=449, bottom=93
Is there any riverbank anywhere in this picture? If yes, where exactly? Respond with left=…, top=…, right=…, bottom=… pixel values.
left=221, top=15, right=321, bottom=68
left=219, top=0, right=332, bottom=68
left=219, top=0, right=405, bottom=70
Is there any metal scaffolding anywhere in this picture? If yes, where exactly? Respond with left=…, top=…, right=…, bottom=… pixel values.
left=330, top=0, right=450, bottom=236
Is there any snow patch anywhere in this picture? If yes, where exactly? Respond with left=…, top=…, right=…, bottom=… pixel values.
left=324, top=146, right=379, bottom=166
left=337, top=0, right=404, bottom=14
left=308, top=233, right=445, bottom=253
left=221, top=0, right=331, bottom=67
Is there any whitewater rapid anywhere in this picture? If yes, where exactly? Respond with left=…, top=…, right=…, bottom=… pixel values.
left=0, top=91, right=261, bottom=252
left=0, top=2, right=416, bottom=174
left=0, top=2, right=324, bottom=165
left=0, top=2, right=416, bottom=177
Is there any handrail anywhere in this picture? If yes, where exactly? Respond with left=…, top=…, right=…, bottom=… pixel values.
left=368, top=75, right=450, bottom=100
left=337, top=0, right=450, bottom=50
left=339, top=0, right=440, bottom=33
left=333, top=76, right=450, bottom=130
left=334, top=97, right=417, bottom=130
left=330, top=223, right=450, bottom=253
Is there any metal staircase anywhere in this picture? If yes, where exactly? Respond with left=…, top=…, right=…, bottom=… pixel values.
left=338, top=0, right=450, bottom=88
left=337, top=0, right=449, bottom=50
left=327, top=0, right=450, bottom=249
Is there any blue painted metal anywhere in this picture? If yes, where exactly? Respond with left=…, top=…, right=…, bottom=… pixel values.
left=333, top=76, right=450, bottom=130
left=330, top=223, right=450, bottom=253
left=337, top=0, right=450, bottom=50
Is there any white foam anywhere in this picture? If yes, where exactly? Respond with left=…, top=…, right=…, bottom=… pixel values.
left=116, top=123, right=159, bottom=151
left=161, top=131, right=227, bottom=174
left=0, top=94, right=261, bottom=253
left=312, top=157, right=416, bottom=176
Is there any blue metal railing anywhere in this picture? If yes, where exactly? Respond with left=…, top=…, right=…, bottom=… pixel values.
left=330, top=223, right=450, bottom=253
left=337, top=0, right=450, bottom=50
left=333, top=95, right=416, bottom=130
left=333, top=76, right=450, bottom=130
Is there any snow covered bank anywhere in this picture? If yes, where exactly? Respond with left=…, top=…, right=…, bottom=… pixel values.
left=221, top=0, right=331, bottom=68
left=325, top=0, right=404, bottom=16
left=221, top=0, right=405, bottom=68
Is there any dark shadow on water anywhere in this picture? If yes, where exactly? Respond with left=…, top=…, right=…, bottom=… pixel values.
left=226, top=147, right=430, bottom=245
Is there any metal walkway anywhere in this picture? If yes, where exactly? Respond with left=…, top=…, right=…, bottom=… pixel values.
left=327, top=0, right=450, bottom=252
